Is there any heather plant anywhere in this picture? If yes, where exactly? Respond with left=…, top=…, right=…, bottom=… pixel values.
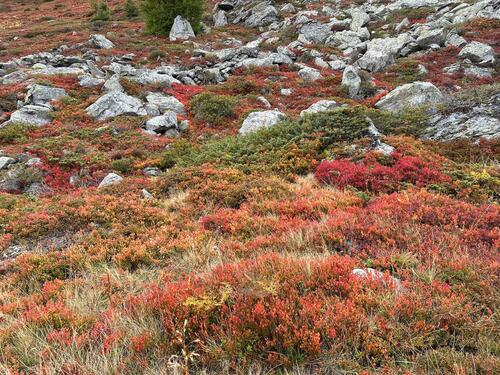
left=0, top=123, right=32, bottom=144
left=161, top=107, right=372, bottom=175
left=90, top=0, right=111, bottom=22
left=189, top=92, right=236, bottom=127
left=141, top=0, right=204, bottom=35
left=0, top=1, right=499, bottom=373
left=124, top=0, right=139, bottom=19
left=315, top=154, right=450, bottom=193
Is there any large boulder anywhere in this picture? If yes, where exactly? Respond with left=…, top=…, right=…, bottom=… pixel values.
left=356, top=49, right=393, bottom=72
left=298, top=66, right=321, bottom=82
left=169, top=16, right=195, bottom=42
left=145, top=93, right=185, bottom=114
left=342, top=65, right=361, bottom=98
left=356, top=34, right=413, bottom=72
left=350, top=9, right=370, bottom=31
left=86, top=91, right=147, bottom=121
left=300, top=22, right=333, bottom=44
left=375, top=82, right=443, bottom=113
left=1, top=71, right=28, bottom=85
left=458, top=41, right=495, bottom=67
left=143, top=111, right=179, bottom=136
left=327, top=30, right=362, bottom=50
left=300, top=100, right=339, bottom=117
left=213, top=10, right=228, bottom=27
left=426, top=114, right=499, bottom=140
left=245, top=4, right=279, bottom=28
left=239, top=110, right=286, bottom=135
left=416, top=28, right=446, bottom=48
left=7, top=105, right=53, bottom=126
left=24, top=84, right=67, bottom=108
left=130, top=69, right=179, bottom=86
left=90, top=34, right=115, bottom=49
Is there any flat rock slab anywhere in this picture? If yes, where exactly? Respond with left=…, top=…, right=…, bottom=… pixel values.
left=86, top=91, right=147, bottom=121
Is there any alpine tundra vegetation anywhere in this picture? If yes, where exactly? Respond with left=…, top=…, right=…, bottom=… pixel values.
left=0, top=0, right=499, bottom=374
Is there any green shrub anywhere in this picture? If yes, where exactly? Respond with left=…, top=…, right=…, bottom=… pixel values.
left=148, top=49, right=166, bottom=61
left=189, top=92, right=236, bottom=127
left=90, top=0, right=110, bottom=22
left=125, top=0, right=139, bottom=18
left=366, top=107, right=428, bottom=136
left=161, top=107, right=372, bottom=175
left=141, top=0, right=204, bottom=36
left=0, top=123, right=32, bottom=145
left=16, top=167, right=44, bottom=188
left=110, top=158, right=134, bottom=174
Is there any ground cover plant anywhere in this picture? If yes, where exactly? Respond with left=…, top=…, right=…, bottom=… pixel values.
left=0, top=0, right=499, bottom=374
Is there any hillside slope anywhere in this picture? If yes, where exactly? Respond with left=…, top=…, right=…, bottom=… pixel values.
left=0, top=0, right=499, bottom=373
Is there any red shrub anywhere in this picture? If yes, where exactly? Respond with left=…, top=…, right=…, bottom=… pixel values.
left=163, top=83, right=205, bottom=106
left=315, top=154, right=449, bottom=193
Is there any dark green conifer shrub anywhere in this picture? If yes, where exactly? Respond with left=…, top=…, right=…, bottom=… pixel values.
left=141, top=0, right=204, bottom=35
left=90, top=0, right=111, bottom=22
left=125, top=0, right=139, bottom=19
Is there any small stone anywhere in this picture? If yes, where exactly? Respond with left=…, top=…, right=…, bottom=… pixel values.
left=142, top=188, right=153, bottom=199
left=257, top=96, right=272, bottom=108
left=143, top=167, right=161, bottom=176
left=352, top=268, right=402, bottom=291
left=98, top=173, right=123, bottom=188
left=298, top=66, right=321, bottom=82
left=0, top=156, right=15, bottom=170
left=146, top=92, right=185, bottom=114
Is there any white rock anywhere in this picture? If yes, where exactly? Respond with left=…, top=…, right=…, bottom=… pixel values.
left=213, top=10, right=228, bottom=27
left=342, top=65, right=361, bottom=98
left=352, top=268, right=402, bottom=291
left=86, top=91, right=147, bottom=121
left=375, top=82, right=443, bottom=113
left=90, top=34, right=115, bottom=49
left=239, top=110, right=286, bottom=135
left=79, top=75, right=105, bottom=88
left=24, top=84, right=67, bottom=108
left=144, top=112, right=178, bottom=134
left=7, top=105, right=53, bottom=127
left=298, top=66, right=321, bottom=82
left=300, top=100, right=339, bottom=117
left=350, top=10, right=370, bottom=31
left=0, top=157, right=15, bottom=170
left=98, top=173, right=123, bottom=188
left=459, top=41, right=495, bottom=67
left=102, top=74, right=124, bottom=93
left=146, top=92, right=185, bottom=114
left=169, top=16, right=195, bottom=42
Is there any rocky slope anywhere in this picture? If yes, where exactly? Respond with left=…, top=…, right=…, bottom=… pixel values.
left=0, top=0, right=498, bottom=374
